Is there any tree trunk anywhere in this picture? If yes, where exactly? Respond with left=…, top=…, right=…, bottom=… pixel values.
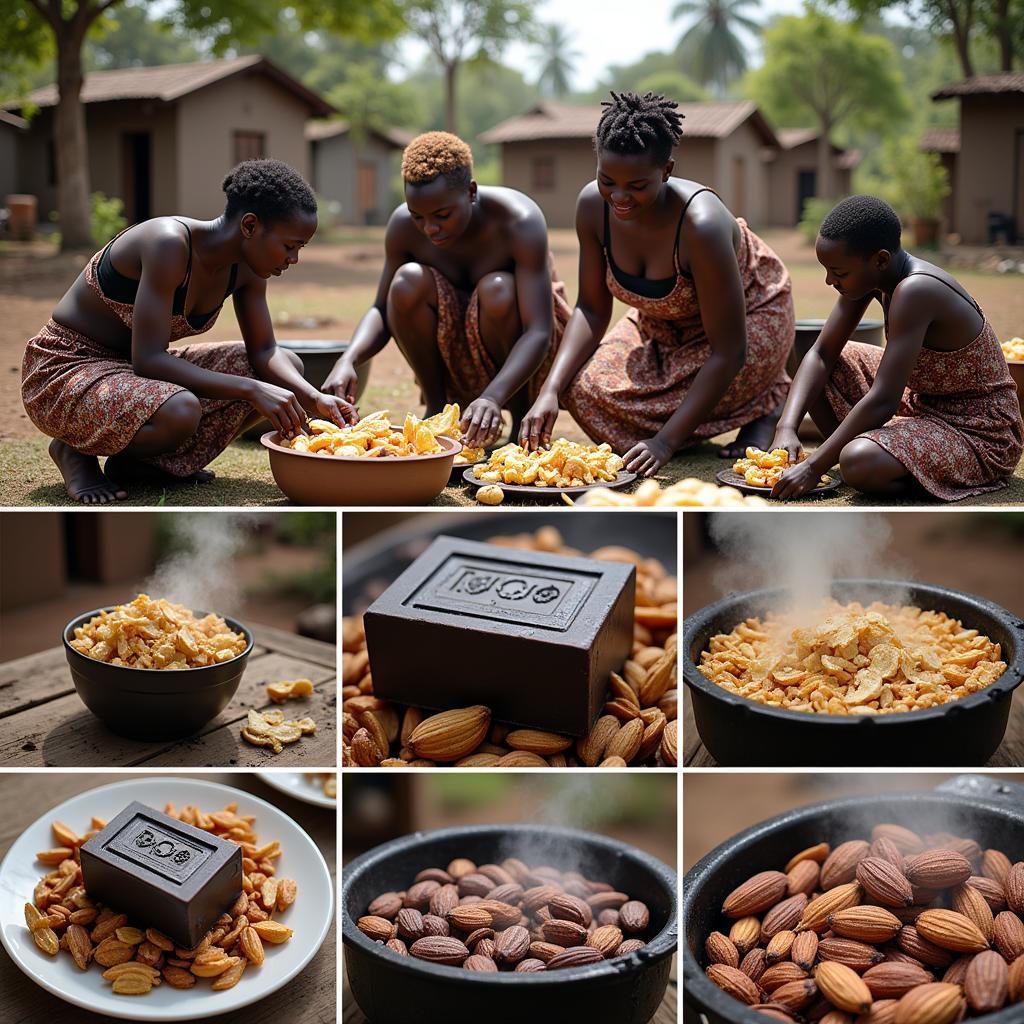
left=946, top=0, right=975, bottom=78
left=444, top=61, right=457, bottom=134
left=996, top=0, right=1013, bottom=71
left=54, top=25, right=93, bottom=251
left=816, top=127, right=834, bottom=200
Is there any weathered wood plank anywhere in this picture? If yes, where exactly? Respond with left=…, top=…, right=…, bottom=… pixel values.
left=0, top=648, right=336, bottom=767
left=0, top=773, right=336, bottom=1024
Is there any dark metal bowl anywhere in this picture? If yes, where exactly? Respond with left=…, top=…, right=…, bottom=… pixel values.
left=63, top=607, right=254, bottom=740
left=683, top=776, right=1024, bottom=1024
left=682, top=578, right=1024, bottom=766
left=342, top=824, right=678, bottom=1024
left=342, top=511, right=677, bottom=615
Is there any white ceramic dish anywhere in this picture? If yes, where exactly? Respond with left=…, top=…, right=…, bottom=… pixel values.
left=0, top=777, right=333, bottom=1022
left=257, top=772, right=336, bottom=809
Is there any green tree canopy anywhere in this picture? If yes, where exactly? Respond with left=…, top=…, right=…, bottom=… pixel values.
left=745, top=10, right=910, bottom=198
left=592, top=49, right=708, bottom=102
left=672, top=0, right=761, bottom=94
left=400, top=0, right=537, bottom=132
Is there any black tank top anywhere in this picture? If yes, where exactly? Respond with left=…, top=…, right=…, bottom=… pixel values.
left=604, top=187, right=714, bottom=299
left=97, top=219, right=238, bottom=329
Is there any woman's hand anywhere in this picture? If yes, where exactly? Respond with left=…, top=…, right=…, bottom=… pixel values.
left=460, top=397, right=503, bottom=448
left=248, top=381, right=308, bottom=439
left=518, top=391, right=560, bottom=450
left=771, top=457, right=823, bottom=501
left=313, top=391, right=359, bottom=428
left=769, top=425, right=802, bottom=465
left=321, top=359, right=359, bottom=404
left=623, top=435, right=675, bottom=478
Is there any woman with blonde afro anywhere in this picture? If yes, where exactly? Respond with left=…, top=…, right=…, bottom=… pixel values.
left=324, top=132, right=571, bottom=446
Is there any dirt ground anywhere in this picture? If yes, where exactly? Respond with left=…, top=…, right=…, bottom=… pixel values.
left=3, top=228, right=1024, bottom=506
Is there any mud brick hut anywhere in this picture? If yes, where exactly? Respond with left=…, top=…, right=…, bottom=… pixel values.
left=5, top=56, right=334, bottom=225
left=306, top=121, right=412, bottom=225
left=928, top=74, right=1024, bottom=244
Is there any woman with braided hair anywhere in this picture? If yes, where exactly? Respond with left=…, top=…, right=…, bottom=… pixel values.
left=519, top=91, right=795, bottom=476
left=324, top=131, right=571, bottom=447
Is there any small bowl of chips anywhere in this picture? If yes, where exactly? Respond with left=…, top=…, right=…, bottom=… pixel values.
left=261, top=406, right=464, bottom=506
left=62, top=594, right=254, bottom=741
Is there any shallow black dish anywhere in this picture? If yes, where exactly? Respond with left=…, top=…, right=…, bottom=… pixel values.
left=682, top=578, right=1024, bottom=766
left=63, top=606, right=254, bottom=741
left=714, top=468, right=842, bottom=498
left=343, top=824, right=678, bottom=1024
left=683, top=776, right=1024, bottom=1024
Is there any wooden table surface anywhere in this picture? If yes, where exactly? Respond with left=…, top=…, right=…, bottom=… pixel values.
left=0, top=625, right=337, bottom=768
left=0, top=772, right=337, bottom=1024
left=683, top=686, right=1024, bottom=767
left=342, top=950, right=677, bottom=1023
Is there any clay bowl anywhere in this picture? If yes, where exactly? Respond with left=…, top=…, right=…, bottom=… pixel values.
left=1006, top=359, right=1024, bottom=408
left=261, top=432, right=461, bottom=506
left=342, top=824, right=678, bottom=1024
left=63, top=608, right=253, bottom=741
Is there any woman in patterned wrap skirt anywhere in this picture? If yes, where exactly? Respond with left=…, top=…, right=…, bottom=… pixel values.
left=519, top=91, right=795, bottom=476
left=21, top=159, right=355, bottom=503
left=323, top=131, right=571, bottom=449
left=771, top=195, right=1022, bottom=501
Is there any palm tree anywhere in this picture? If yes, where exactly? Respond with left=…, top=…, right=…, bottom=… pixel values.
left=672, top=0, right=761, bottom=95
left=535, top=23, right=581, bottom=99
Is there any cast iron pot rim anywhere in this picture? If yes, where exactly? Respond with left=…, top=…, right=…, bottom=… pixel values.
left=62, top=606, right=254, bottom=678
left=682, top=578, right=1024, bottom=730
left=260, top=430, right=463, bottom=462
left=342, top=823, right=678, bottom=985
left=682, top=789, right=1023, bottom=1024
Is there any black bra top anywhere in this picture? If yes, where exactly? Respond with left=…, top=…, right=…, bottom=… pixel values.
left=604, top=187, right=714, bottom=299
left=97, top=219, right=238, bottom=330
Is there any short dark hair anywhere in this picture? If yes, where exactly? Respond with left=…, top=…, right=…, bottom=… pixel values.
left=595, top=91, right=685, bottom=165
left=221, top=159, right=317, bottom=223
left=401, top=131, right=474, bottom=190
left=819, top=195, right=903, bottom=257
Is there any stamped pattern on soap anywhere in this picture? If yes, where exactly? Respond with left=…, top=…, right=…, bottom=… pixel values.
left=407, top=555, right=599, bottom=630
left=105, top=815, right=213, bottom=885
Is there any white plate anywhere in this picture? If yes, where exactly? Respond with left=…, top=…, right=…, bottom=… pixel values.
left=0, top=777, right=334, bottom=1022
left=256, top=772, right=336, bottom=809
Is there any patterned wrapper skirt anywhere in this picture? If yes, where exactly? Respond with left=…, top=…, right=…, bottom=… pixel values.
left=22, top=320, right=255, bottom=478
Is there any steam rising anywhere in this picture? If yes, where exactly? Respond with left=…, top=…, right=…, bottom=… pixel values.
left=145, top=513, right=265, bottom=615
left=708, top=512, right=910, bottom=611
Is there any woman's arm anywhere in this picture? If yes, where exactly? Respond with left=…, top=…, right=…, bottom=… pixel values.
left=518, top=192, right=612, bottom=448
left=624, top=203, right=745, bottom=475
left=771, top=293, right=872, bottom=459
left=773, top=284, right=927, bottom=498
left=322, top=213, right=409, bottom=400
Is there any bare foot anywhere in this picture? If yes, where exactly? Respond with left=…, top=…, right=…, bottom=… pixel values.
left=719, top=406, right=783, bottom=459
left=49, top=439, right=128, bottom=504
left=104, top=454, right=215, bottom=487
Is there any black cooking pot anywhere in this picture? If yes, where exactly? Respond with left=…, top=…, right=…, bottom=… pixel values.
left=342, top=824, right=678, bottom=1024
left=63, top=607, right=253, bottom=740
left=342, top=511, right=677, bottom=614
left=682, top=775, right=1024, bottom=1024
left=683, top=578, right=1024, bottom=766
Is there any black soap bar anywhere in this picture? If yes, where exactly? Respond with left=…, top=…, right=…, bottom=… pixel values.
left=80, top=801, right=242, bottom=950
left=364, top=536, right=635, bottom=736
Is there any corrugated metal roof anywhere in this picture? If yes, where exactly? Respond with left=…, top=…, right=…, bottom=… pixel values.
left=305, top=119, right=409, bottom=149
left=480, top=101, right=778, bottom=146
left=933, top=73, right=1024, bottom=99
left=11, top=56, right=334, bottom=117
left=920, top=129, right=960, bottom=153
left=777, top=128, right=818, bottom=149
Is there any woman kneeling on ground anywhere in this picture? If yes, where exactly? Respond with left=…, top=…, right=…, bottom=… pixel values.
left=21, top=158, right=356, bottom=503
left=518, top=90, right=795, bottom=476
left=323, top=131, right=571, bottom=448
left=770, top=195, right=1022, bottom=501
